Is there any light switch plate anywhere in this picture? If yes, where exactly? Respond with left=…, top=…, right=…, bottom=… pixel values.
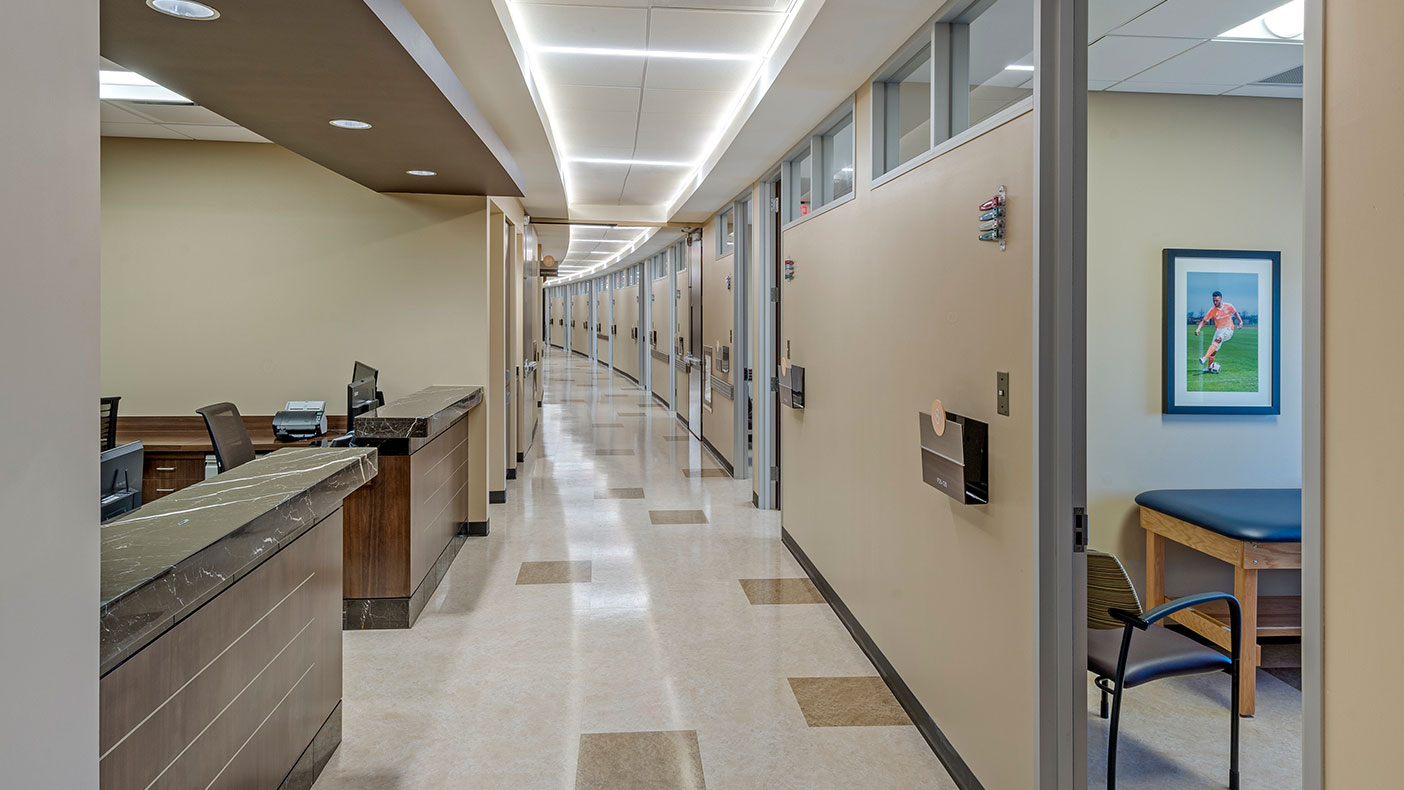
left=997, top=371, right=1010, bottom=416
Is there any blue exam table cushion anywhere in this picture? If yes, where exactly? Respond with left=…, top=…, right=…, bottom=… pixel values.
left=1134, top=488, right=1302, bottom=543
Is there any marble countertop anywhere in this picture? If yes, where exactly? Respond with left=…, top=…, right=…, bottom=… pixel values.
left=354, top=385, right=483, bottom=440
left=100, top=447, right=377, bottom=675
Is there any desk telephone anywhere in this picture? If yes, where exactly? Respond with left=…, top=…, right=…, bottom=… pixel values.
left=273, top=400, right=328, bottom=441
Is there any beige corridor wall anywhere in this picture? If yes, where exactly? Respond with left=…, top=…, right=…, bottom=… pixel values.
left=701, top=215, right=736, bottom=467
left=780, top=86, right=1035, bottom=788
left=1086, top=92, right=1304, bottom=597
left=100, top=138, right=490, bottom=416
left=1323, top=0, right=1404, bottom=783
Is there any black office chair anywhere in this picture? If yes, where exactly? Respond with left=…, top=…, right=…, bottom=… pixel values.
left=100, top=396, right=121, bottom=452
left=1087, top=550, right=1242, bottom=790
left=196, top=402, right=257, bottom=473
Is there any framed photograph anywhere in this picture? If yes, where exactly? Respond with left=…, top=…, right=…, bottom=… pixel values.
left=1162, top=249, right=1281, bottom=415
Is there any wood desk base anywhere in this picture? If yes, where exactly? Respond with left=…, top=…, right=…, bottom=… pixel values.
left=1142, top=506, right=1302, bottom=717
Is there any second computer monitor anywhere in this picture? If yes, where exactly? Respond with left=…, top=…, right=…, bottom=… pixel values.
left=348, top=376, right=378, bottom=428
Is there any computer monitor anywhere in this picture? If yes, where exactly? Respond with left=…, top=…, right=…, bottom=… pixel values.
left=100, top=441, right=143, bottom=522
left=352, top=361, right=385, bottom=408
left=348, top=375, right=378, bottom=429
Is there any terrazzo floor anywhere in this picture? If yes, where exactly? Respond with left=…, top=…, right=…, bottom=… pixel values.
left=312, top=348, right=957, bottom=789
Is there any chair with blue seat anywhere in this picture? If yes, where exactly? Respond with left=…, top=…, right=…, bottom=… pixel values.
left=1086, top=550, right=1242, bottom=790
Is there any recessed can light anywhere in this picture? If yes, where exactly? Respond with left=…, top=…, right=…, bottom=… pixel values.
left=406, top=170, right=438, bottom=177
left=146, top=0, right=220, bottom=20
left=329, top=119, right=372, bottom=130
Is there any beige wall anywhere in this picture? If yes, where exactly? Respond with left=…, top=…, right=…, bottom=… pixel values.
left=780, top=83, right=1035, bottom=789
left=101, top=138, right=492, bottom=417
left=0, top=2, right=100, bottom=784
left=701, top=215, right=736, bottom=467
left=1086, top=92, right=1304, bottom=597
left=1323, top=0, right=1404, bottom=784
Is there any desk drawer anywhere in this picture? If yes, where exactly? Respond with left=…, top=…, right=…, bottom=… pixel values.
left=144, top=455, right=206, bottom=503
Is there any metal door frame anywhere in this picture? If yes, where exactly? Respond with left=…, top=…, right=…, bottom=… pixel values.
left=755, top=174, right=781, bottom=509
left=732, top=196, right=752, bottom=481
left=685, top=235, right=702, bottom=437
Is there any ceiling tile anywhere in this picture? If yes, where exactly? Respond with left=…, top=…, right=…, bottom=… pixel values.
left=100, top=101, right=151, bottom=124
left=557, top=110, right=640, bottom=152
left=121, top=103, right=237, bottom=126
left=100, top=123, right=191, bottom=140
left=1088, top=0, right=1163, bottom=41
left=515, top=4, right=648, bottom=49
left=539, top=51, right=645, bottom=89
left=647, top=8, right=784, bottom=54
left=644, top=57, right=755, bottom=92
left=552, top=85, right=642, bottom=113
left=640, top=87, right=736, bottom=117
left=1226, top=83, right=1304, bottom=99
left=166, top=125, right=271, bottom=143
left=1114, top=0, right=1286, bottom=39
left=1107, top=81, right=1234, bottom=95
left=1088, top=35, right=1201, bottom=82
left=1128, top=40, right=1303, bottom=87
left=633, top=112, right=715, bottom=159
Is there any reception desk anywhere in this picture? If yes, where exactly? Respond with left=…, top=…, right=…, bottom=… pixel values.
left=99, top=447, right=377, bottom=790
left=342, top=385, right=484, bottom=630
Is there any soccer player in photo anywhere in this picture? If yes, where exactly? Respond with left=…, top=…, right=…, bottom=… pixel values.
left=1195, top=290, right=1242, bottom=373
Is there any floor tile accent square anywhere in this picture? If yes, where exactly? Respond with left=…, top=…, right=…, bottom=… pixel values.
left=648, top=509, right=709, bottom=525
left=515, top=560, right=592, bottom=585
left=575, top=730, right=705, bottom=790
left=596, top=487, right=646, bottom=500
left=596, top=449, right=636, bottom=456
left=618, top=411, right=646, bottom=417
left=787, top=677, right=912, bottom=727
left=683, top=469, right=730, bottom=478
left=593, top=422, right=624, bottom=428
left=739, top=578, right=826, bottom=605
left=664, top=436, right=691, bottom=442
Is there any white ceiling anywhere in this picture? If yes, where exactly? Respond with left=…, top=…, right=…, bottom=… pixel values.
left=99, top=58, right=270, bottom=144
left=506, top=0, right=798, bottom=218
left=1089, top=0, right=1303, bottom=96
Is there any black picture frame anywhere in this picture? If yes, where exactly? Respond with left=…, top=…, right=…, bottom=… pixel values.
left=1162, top=248, right=1281, bottom=415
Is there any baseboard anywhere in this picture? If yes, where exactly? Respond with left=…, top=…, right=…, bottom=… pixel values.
left=343, top=533, right=468, bottom=630
left=279, top=701, right=341, bottom=790
left=517, top=451, right=525, bottom=463
left=752, top=491, right=759, bottom=507
left=506, top=467, right=517, bottom=480
left=699, top=435, right=735, bottom=477
left=467, top=519, right=490, bottom=536
left=780, top=528, right=986, bottom=790
left=652, top=393, right=670, bottom=409
left=490, top=489, right=506, bottom=504
left=617, top=369, right=639, bottom=385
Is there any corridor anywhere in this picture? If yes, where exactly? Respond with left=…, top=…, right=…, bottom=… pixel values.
left=315, top=349, right=958, bottom=789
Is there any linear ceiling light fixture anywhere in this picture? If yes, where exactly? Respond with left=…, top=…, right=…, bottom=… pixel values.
left=329, top=119, right=372, bottom=130
left=569, top=158, right=695, bottom=168
left=99, top=69, right=192, bottom=103
left=406, top=169, right=438, bottom=176
left=537, top=46, right=758, bottom=62
left=146, top=0, right=220, bottom=20
left=1005, top=64, right=1035, bottom=72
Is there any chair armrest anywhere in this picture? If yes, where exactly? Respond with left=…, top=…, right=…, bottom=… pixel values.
left=1110, top=592, right=1240, bottom=630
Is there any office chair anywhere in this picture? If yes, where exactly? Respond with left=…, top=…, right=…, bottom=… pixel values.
left=100, top=396, right=121, bottom=452
left=1086, top=550, right=1242, bottom=790
left=196, top=402, right=257, bottom=473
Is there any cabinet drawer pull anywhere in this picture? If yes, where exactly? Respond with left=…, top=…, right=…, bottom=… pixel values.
left=155, top=466, right=177, bottom=472
left=156, top=487, right=176, bottom=493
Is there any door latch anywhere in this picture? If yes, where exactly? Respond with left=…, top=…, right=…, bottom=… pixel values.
left=1073, top=508, right=1089, bottom=553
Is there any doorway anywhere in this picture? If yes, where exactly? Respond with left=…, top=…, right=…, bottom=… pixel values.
left=686, top=234, right=703, bottom=439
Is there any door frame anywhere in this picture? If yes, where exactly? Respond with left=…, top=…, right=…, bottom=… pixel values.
left=1301, top=0, right=1323, bottom=785
left=1034, top=0, right=1087, bottom=786
left=732, top=195, right=753, bottom=481
left=755, top=172, right=782, bottom=509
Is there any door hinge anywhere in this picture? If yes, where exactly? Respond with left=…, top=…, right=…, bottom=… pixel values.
left=770, top=286, right=780, bottom=302
left=770, top=197, right=780, bottom=212
left=1073, top=507, right=1089, bottom=553
left=770, top=466, right=780, bottom=482
left=769, top=376, right=779, bottom=392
